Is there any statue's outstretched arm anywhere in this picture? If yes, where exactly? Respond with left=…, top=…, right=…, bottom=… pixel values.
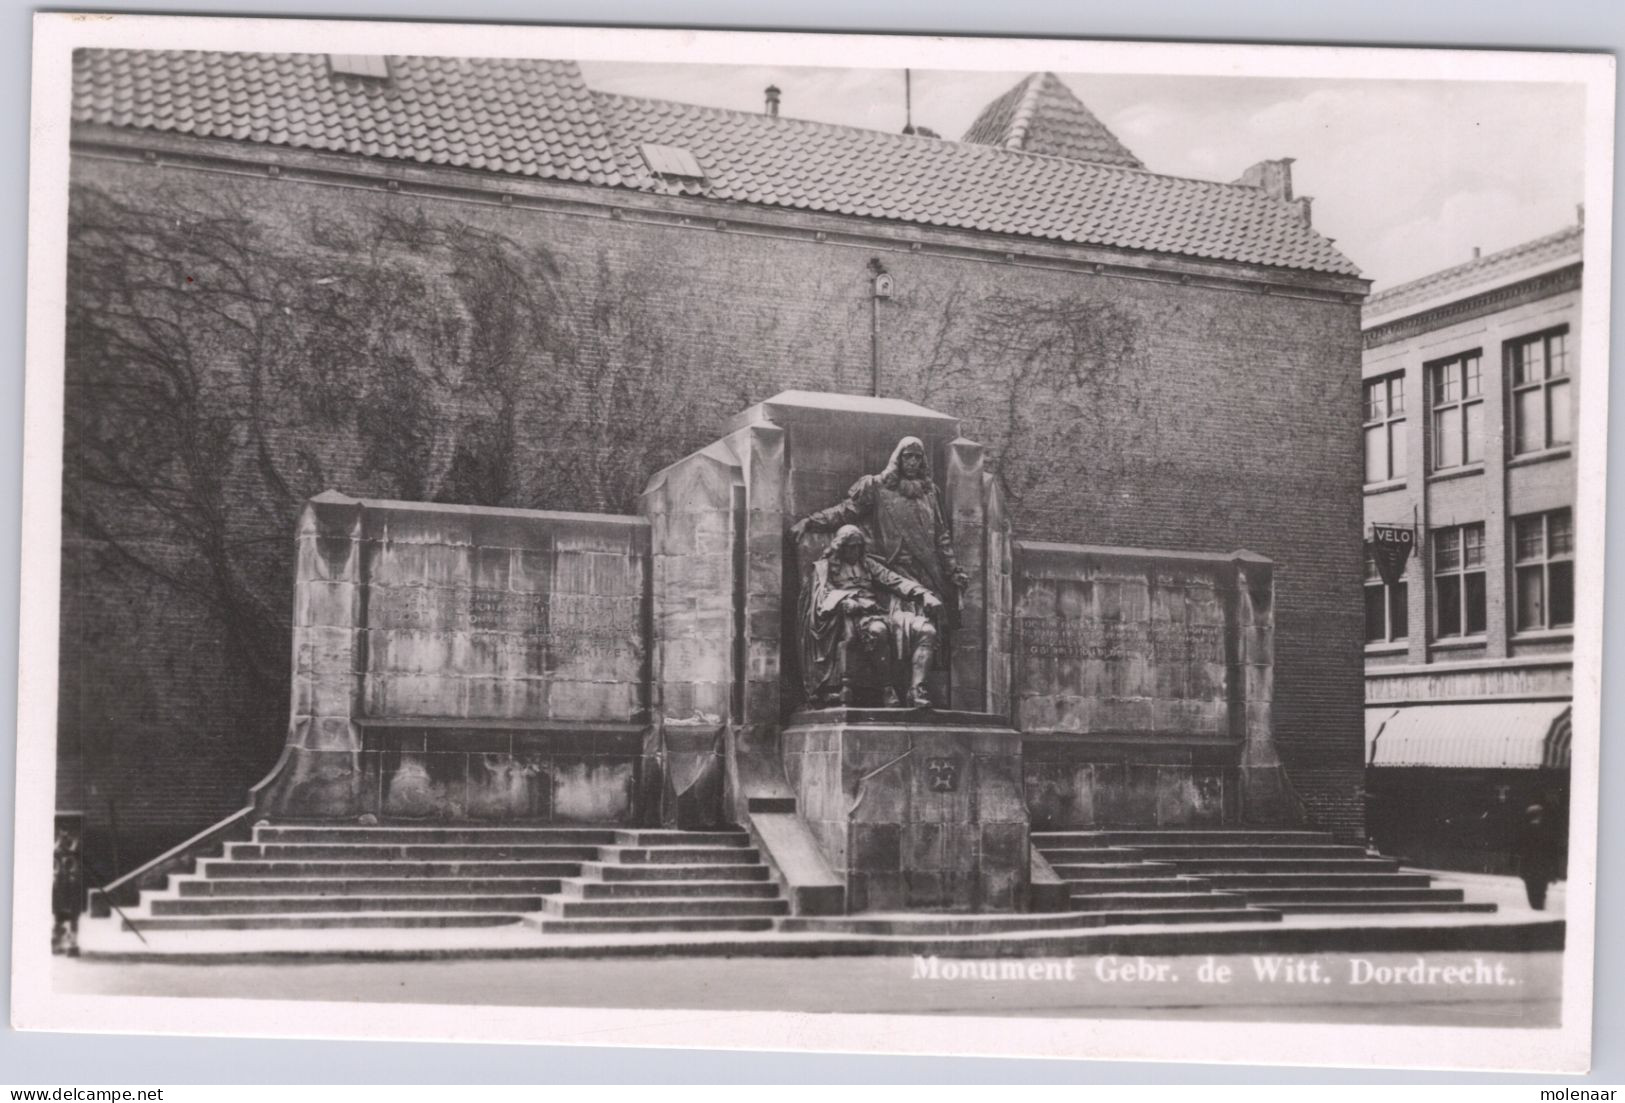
left=791, top=478, right=875, bottom=537
left=799, top=498, right=860, bottom=532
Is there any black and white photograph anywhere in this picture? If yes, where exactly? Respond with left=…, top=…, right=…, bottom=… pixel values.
left=10, top=12, right=1613, bottom=1073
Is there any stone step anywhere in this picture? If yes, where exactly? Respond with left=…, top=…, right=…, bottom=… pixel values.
left=149, top=893, right=543, bottom=916
left=229, top=843, right=604, bottom=861
left=1237, top=887, right=1466, bottom=904
left=200, top=860, right=585, bottom=879
left=611, top=830, right=751, bottom=847
left=177, top=877, right=566, bottom=898
left=1065, top=892, right=1247, bottom=912
left=1042, top=845, right=1369, bottom=862
left=527, top=916, right=778, bottom=935
left=1159, top=858, right=1403, bottom=874
left=124, top=913, right=521, bottom=932
left=561, top=880, right=782, bottom=900
left=199, top=864, right=588, bottom=877
left=611, top=846, right=761, bottom=865
left=1062, top=877, right=1210, bottom=894
left=253, top=826, right=620, bottom=845
left=1133, top=844, right=1371, bottom=858
left=776, top=912, right=1193, bottom=936
left=1271, top=902, right=1499, bottom=915
left=1065, top=908, right=1282, bottom=927
left=1196, top=872, right=1434, bottom=890
left=1048, top=862, right=1180, bottom=880
left=587, top=861, right=770, bottom=882
left=538, top=896, right=789, bottom=919
left=1037, top=848, right=1144, bottom=864
left=1034, top=830, right=1335, bottom=845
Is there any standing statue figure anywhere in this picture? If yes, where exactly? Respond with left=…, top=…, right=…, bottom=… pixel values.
left=791, top=437, right=968, bottom=706
left=801, top=525, right=943, bottom=707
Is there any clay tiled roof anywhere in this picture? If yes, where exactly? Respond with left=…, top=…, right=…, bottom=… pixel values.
left=72, top=49, right=1361, bottom=278
left=72, top=50, right=629, bottom=185
left=597, top=91, right=1356, bottom=274
left=1364, top=223, right=1583, bottom=318
left=962, top=72, right=1144, bottom=170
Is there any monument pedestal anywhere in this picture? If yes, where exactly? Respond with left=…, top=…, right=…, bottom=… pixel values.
left=782, top=709, right=1029, bottom=912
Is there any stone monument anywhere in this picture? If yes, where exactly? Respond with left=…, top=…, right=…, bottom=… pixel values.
left=250, top=390, right=1298, bottom=917
left=780, top=432, right=1027, bottom=911
left=646, top=392, right=1030, bottom=912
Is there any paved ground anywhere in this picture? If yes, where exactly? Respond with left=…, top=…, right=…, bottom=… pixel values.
left=71, top=869, right=1566, bottom=960
left=1426, top=868, right=1567, bottom=915
left=55, top=947, right=1562, bottom=1026
left=56, top=873, right=1567, bottom=1026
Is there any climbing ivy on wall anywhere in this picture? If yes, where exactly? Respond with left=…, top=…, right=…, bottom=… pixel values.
left=65, top=179, right=723, bottom=748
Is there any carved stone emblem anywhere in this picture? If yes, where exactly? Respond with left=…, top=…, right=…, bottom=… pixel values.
left=926, top=756, right=961, bottom=792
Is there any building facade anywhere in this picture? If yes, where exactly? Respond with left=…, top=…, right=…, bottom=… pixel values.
left=1361, top=222, right=1580, bottom=873
left=61, top=52, right=1370, bottom=875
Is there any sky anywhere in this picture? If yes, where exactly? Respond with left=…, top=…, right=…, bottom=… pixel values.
left=580, top=61, right=1587, bottom=291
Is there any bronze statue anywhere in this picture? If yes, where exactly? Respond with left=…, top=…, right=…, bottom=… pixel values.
left=791, top=436, right=968, bottom=599
left=791, top=437, right=966, bottom=707
left=801, top=525, right=943, bottom=707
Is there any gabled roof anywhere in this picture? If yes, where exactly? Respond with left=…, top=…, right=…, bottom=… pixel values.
left=962, top=72, right=1143, bottom=170
left=1363, top=223, right=1583, bottom=322
left=71, top=50, right=628, bottom=185
left=70, top=49, right=1362, bottom=278
left=596, top=92, right=1356, bottom=274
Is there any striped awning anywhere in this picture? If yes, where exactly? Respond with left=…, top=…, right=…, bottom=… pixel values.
left=1366, top=702, right=1572, bottom=769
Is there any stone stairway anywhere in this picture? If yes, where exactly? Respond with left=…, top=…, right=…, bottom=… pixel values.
left=109, top=824, right=785, bottom=934
left=101, top=823, right=1495, bottom=941
left=529, top=829, right=787, bottom=934
left=1034, top=829, right=1496, bottom=917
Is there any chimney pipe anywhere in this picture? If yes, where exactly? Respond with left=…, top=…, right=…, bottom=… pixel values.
left=1472, top=246, right=1482, bottom=260
left=765, top=85, right=781, bottom=118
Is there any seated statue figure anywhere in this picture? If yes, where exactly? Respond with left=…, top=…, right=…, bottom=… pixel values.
left=790, top=436, right=968, bottom=603
left=801, top=524, right=943, bottom=707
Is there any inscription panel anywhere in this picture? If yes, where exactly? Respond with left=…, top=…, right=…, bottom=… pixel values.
left=469, top=590, right=547, bottom=633
left=371, top=588, right=556, bottom=635
left=1018, top=619, right=1224, bottom=662
left=360, top=509, right=649, bottom=724
left=1013, top=551, right=1234, bottom=740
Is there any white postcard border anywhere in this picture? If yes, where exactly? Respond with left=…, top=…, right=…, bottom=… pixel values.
left=11, top=12, right=1613, bottom=1075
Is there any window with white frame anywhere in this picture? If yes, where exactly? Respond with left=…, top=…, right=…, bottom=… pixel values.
left=1433, top=522, right=1486, bottom=638
left=1363, top=373, right=1407, bottom=484
left=1363, top=549, right=1408, bottom=643
left=1514, top=508, right=1574, bottom=632
left=1429, top=352, right=1483, bottom=470
left=1509, top=327, right=1572, bottom=454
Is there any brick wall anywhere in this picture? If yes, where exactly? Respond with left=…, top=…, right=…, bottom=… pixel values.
left=59, top=148, right=1368, bottom=871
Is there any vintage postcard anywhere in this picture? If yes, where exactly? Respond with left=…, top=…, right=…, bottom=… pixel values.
left=10, top=12, right=1613, bottom=1073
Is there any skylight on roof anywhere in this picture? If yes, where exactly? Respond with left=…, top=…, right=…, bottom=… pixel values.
left=640, top=143, right=705, bottom=180
left=329, top=55, right=390, bottom=80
